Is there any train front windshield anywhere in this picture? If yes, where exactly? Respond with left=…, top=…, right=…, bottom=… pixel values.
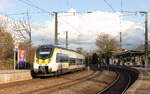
left=36, top=48, right=53, bottom=59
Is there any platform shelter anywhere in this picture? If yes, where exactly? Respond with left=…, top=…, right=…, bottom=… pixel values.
left=113, top=50, right=150, bottom=67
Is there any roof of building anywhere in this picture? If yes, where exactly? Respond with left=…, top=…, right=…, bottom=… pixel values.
left=113, top=50, right=150, bottom=57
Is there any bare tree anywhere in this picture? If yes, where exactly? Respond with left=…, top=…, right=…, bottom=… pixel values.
left=136, top=43, right=150, bottom=50
left=96, top=33, right=118, bottom=58
left=12, top=18, right=32, bottom=67
left=12, top=18, right=31, bottom=43
left=0, top=18, right=14, bottom=61
left=135, top=44, right=144, bottom=50
left=0, top=15, right=32, bottom=69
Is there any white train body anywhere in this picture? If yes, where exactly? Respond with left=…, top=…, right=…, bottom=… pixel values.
left=33, top=45, right=85, bottom=76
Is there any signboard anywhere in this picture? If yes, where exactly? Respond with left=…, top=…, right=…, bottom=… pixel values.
left=18, top=49, right=26, bottom=68
left=124, top=48, right=128, bottom=52
left=40, top=52, right=50, bottom=54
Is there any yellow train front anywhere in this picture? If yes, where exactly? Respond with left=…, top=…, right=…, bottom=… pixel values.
left=33, top=45, right=85, bottom=76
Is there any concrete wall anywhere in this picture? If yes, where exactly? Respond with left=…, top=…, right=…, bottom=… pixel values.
left=0, top=70, right=32, bottom=84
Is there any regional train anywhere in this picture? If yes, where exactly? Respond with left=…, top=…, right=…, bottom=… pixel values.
left=33, top=45, right=85, bottom=76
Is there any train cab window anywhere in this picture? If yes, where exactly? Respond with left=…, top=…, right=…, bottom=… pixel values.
left=36, top=48, right=53, bottom=59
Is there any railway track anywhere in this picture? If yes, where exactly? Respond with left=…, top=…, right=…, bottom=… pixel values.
left=0, top=70, right=98, bottom=94
left=0, top=65, right=138, bottom=94
left=20, top=71, right=100, bottom=94
left=97, top=65, right=139, bottom=94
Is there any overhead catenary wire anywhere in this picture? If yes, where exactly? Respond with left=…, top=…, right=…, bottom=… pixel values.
left=2, top=0, right=145, bottom=46
left=103, top=0, right=142, bottom=50
left=18, top=0, right=81, bottom=15
left=103, top=0, right=138, bottom=16
left=59, top=17, right=81, bottom=34
left=4, top=12, right=29, bottom=16
left=18, top=0, right=51, bottom=13
left=103, top=0, right=116, bottom=12
left=3, top=12, right=51, bottom=16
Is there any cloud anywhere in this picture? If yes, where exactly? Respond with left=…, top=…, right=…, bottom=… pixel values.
left=30, top=9, right=145, bottom=51
left=0, top=9, right=146, bottom=51
left=122, top=24, right=145, bottom=49
left=0, top=0, right=13, bottom=10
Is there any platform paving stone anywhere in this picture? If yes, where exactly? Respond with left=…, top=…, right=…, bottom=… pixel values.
left=125, top=67, right=150, bottom=94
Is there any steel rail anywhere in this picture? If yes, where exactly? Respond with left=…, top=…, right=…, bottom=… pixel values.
left=97, top=71, right=121, bottom=94
left=20, top=71, right=99, bottom=94
left=97, top=66, right=136, bottom=94
left=121, top=74, right=131, bottom=94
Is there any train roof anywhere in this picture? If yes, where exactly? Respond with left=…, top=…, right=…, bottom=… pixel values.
left=38, top=45, right=84, bottom=55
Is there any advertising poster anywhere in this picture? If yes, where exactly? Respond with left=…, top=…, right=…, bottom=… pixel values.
left=18, top=49, right=26, bottom=69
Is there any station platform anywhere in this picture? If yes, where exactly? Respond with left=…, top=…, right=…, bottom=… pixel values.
left=125, top=67, right=150, bottom=94
left=0, top=70, right=32, bottom=84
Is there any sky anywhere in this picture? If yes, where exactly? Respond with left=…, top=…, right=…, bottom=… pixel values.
left=0, top=0, right=150, bottom=51
left=1, top=0, right=150, bottom=22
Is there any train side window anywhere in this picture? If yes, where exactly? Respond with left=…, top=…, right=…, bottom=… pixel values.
left=83, top=59, right=85, bottom=64
left=56, top=53, right=68, bottom=63
left=79, top=59, right=83, bottom=65
left=56, top=53, right=61, bottom=62
left=64, top=54, right=68, bottom=62
left=78, top=58, right=85, bottom=65
left=70, top=58, right=76, bottom=65
left=76, top=58, right=81, bottom=65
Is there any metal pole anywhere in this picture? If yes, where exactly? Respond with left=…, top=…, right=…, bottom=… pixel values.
left=120, top=32, right=122, bottom=52
left=18, top=49, right=19, bottom=69
left=27, top=10, right=31, bottom=69
left=14, top=51, right=16, bottom=70
left=54, top=12, right=58, bottom=45
left=88, top=54, right=90, bottom=71
left=145, top=12, right=149, bottom=67
left=119, top=14, right=122, bottom=53
left=140, top=11, right=149, bottom=67
left=66, top=31, right=68, bottom=49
